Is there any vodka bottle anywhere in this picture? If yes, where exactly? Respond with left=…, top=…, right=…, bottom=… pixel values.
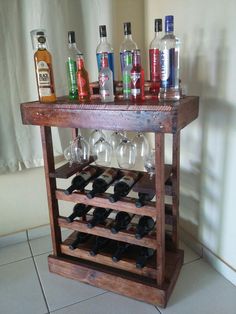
left=76, top=54, right=91, bottom=102
left=96, top=25, right=115, bottom=79
left=119, top=22, right=138, bottom=73
left=130, top=49, right=145, bottom=101
left=122, top=52, right=132, bottom=100
left=98, top=53, right=114, bottom=102
left=149, top=19, right=162, bottom=94
left=159, top=15, right=180, bottom=101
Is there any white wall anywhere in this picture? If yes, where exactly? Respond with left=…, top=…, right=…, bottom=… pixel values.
left=145, top=0, right=236, bottom=271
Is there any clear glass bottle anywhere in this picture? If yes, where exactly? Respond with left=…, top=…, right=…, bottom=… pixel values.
left=98, top=53, right=114, bottom=102
left=96, top=25, right=115, bottom=79
left=159, top=15, right=180, bottom=101
left=76, top=54, right=90, bottom=102
left=122, top=52, right=132, bottom=100
left=119, top=22, right=138, bottom=73
left=66, top=31, right=82, bottom=100
left=149, top=19, right=162, bottom=95
left=34, top=31, right=56, bottom=102
left=130, top=49, right=145, bottom=101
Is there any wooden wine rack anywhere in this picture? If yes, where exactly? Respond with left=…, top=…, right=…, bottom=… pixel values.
left=20, top=95, right=199, bottom=307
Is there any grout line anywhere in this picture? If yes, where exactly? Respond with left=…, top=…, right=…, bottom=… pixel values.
left=49, top=292, right=108, bottom=313
left=0, top=255, right=32, bottom=268
left=154, top=305, right=162, bottom=313
left=26, top=230, right=51, bottom=314
left=183, top=256, right=202, bottom=267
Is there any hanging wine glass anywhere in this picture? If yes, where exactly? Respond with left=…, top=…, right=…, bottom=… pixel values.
left=132, top=132, right=149, bottom=158
left=144, top=148, right=155, bottom=179
left=71, top=135, right=90, bottom=163
left=109, top=131, right=125, bottom=150
left=93, top=137, right=112, bottom=166
left=89, top=129, right=106, bottom=155
left=116, top=138, right=136, bottom=169
left=63, top=142, right=74, bottom=167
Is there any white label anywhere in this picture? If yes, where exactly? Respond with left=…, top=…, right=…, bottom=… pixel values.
left=39, top=88, right=51, bottom=96
left=98, top=169, right=116, bottom=185
left=160, top=49, right=169, bottom=81
left=131, top=72, right=140, bottom=86
left=37, top=61, right=53, bottom=97
left=119, top=175, right=135, bottom=187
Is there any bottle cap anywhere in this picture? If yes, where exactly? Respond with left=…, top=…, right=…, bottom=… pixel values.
left=155, top=19, right=162, bottom=32
left=37, top=33, right=46, bottom=44
left=165, top=15, right=174, bottom=33
left=68, top=31, right=76, bottom=44
left=124, top=22, right=131, bottom=35
left=36, top=31, right=44, bottom=36
left=99, top=25, right=107, bottom=37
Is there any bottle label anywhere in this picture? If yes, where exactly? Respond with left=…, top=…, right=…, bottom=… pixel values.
left=120, top=51, right=132, bottom=73
left=98, top=168, right=117, bottom=184
left=160, top=48, right=176, bottom=88
left=96, top=52, right=115, bottom=78
left=149, top=48, right=160, bottom=82
left=122, top=71, right=131, bottom=95
left=99, top=73, right=112, bottom=97
left=119, top=175, right=136, bottom=187
left=66, top=59, right=77, bottom=92
left=37, top=61, right=53, bottom=96
left=79, top=167, right=96, bottom=181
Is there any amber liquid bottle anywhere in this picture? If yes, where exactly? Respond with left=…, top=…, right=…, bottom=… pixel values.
left=76, top=55, right=90, bottom=102
left=34, top=32, right=56, bottom=102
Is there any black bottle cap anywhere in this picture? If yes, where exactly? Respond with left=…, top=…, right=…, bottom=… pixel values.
left=124, top=22, right=131, bottom=35
left=99, top=25, right=107, bottom=37
left=36, top=31, right=44, bottom=36
left=155, top=19, right=162, bottom=32
left=68, top=31, right=76, bottom=44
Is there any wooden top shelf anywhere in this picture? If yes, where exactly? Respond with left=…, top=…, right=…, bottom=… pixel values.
left=21, top=96, right=199, bottom=133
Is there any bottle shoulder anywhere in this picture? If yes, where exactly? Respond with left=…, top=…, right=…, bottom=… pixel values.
left=34, top=49, right=52, bottom=63
left=160, top=33, right=180, bottom=50
left=120, top=38, right=138, bottom=52
left=149, top=36, right=162, bottom=49
left=96, top=41, right=114, bottom=53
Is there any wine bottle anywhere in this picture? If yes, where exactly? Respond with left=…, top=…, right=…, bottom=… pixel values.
left=66, top=204, right=92, bottom=223
left=112, top=242, right=131, bottom=262
left=69, top=232, right=90, bottom=250
left=119, top=22, right=138, bottom=72
left=135, top=216, right=155, bottom=239
left=34, top=31, right=56, bottom=103
left=149, top=19, right=162, bottom=94
left=64, top=166, right=98, bottom=195
left=86, top=168, right=119, bottom=199
left=87, top=207, right=112, bottom=228
left=110, top=212, right=133, bottom=234
left=98, top=53, right=114, bottom=102
left=76, top=54, right=91, bottom=102
left=108, top=171, right=139, bottom=203
left=135, top=192, right=155, bottom=208
left=130, top=49, right=145, bottom=101
left=89, top=236, right=110, bottom=256
left=96, top=25, right=115, bottom=79
left=136, top=247, right=155, bottom=269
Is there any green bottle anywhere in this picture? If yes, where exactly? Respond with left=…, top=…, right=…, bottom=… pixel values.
left=122, top=52, right=132, bottom=100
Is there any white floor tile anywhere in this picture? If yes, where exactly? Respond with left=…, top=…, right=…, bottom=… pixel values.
left=0, top=258, right=48, bottom=314
left=51, top=292, right=160, bottom=314
left=0, top=241, right=31, bottom=266
left=34, top=253, right=105, bottom=312
left=158, top=259, right=236, bottom=314
left=180, top=241, right=200, bottom=264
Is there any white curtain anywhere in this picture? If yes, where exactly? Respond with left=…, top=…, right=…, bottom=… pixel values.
left=0, top=0, right=114, bottom=174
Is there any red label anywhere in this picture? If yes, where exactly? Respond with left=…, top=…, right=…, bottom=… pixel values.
left=149, top=49, right=160, bottom=82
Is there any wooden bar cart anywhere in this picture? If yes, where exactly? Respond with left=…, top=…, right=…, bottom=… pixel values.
left=21, top=95, right=199, bottom=307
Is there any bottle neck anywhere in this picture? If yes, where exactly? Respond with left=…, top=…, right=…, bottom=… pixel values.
left=100, top=36, right=108, bottom=43
left=101, top=56, right=109, bottom=68
left=124, top=34, right=133, bottom=41
left=76, top=56, right=85, bottom=70
left=68, top=42, right=77, bottom=49
left=37, top=42, right=46, bottom=50
left=133, top=53, right=141, bottom=66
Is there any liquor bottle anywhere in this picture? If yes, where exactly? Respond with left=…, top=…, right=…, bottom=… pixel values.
left=136, top=247, right=155, bottom=269
left=34, top=31, right=56, bottom=102
left=149, top=19, right=162, bottom=94
left=135, top=192, right=155, bottom=208
left=76, top=54, right=91, bottom=102
left=119, top=22, right=138, bottom=72
left=66, top=204, right=92, bottom=223
left=98, top=53, right=114, bottom=102
left=122, top=52, right=132, bottom=100
left=96, top=25, right=115, bottom=78
left=66, top=31, right=81, bottom=100
left=130, top=49, right=145, bottom=101
left=110, top=212, right=133, bottom=234
left=135, top=216, right=155, bottom=239
left=89, top=236, right=110, bottom=256
left=112, top=242, right=131, bottom=262
left=108, top=171, right=139, bottom=203
left=69, top=232, right=90, bottom=250
left=86, top=168, right=119, bottom=199
left=87, top=207, right=112, bottom=228
left=64, top=166, right=98, bottom=195
left=159, top=15, right=180, bottom=101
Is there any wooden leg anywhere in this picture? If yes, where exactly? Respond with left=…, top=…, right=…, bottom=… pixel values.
left=172, top=132, right=180, bottom=250
left=40, top=126, right=61, bottom=255
left=155, top=133, right=165, bottom=286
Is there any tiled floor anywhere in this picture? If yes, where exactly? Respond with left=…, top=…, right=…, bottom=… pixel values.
left=0, top=232, right=236, bottom=314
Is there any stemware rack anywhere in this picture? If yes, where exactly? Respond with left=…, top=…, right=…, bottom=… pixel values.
left=21, top=93, right=199, bottom=307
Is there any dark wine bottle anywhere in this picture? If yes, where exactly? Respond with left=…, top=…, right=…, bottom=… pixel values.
left=110, top=211, right=133, bottom=234
left=86, top=168, right=119, bottom=199
left=64, top=166, right=98, bottom=195
left=66, top=204, right=92, bottom=223
left=136, top=247, right=155, bottom=269
left=112, top=242, right=131, bottom=262
left=89, top=236, right=110, bottom=256
left=87, top=207, right=112, bottom=228
left=135, top=192, right=155, bottom=208
left=108, top=171, right=139, bottom=203
left=69, top=232, right=90, bottom=250
left=135, top=216, right=155, bottom=239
